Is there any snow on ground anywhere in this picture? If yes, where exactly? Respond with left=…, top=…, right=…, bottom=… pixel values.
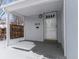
left=0, top=41, right=48, bottom=59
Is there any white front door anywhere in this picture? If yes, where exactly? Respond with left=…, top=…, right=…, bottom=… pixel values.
left=44, top=12, right=57, bottom=40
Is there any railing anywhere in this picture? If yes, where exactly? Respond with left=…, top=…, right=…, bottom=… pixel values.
left=1, top=0, right=17, bottom=5
left=0, top=0, right=5, bottom=20
left=0, top=0, right=5, bottom=19
left=0, top=0, right=18, bottom=20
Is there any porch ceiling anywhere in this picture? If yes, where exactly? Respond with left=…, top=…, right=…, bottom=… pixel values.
left=1, top=0, right=63, bottom=16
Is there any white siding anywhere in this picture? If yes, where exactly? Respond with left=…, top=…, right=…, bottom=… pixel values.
left=24, top=15, right=43, bottom=41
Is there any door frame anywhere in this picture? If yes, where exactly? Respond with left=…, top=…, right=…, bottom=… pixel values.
left=43, top=11, right=57, bottom=40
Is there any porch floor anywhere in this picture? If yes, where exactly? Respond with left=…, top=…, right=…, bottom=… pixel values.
left=0, top=40, right=66, bottom=59
left=13, top=40, right=65, bottom=59
left=32, top=40, right=64, bottom=58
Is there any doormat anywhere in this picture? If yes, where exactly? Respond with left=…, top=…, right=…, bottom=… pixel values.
left=9, top=41, right=36, bottom=51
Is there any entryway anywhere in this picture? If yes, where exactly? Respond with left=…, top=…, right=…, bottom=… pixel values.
left=2, top=0, right=65, bottom=59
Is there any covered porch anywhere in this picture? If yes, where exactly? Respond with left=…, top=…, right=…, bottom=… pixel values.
left=0, top=0, right=65, bottom=59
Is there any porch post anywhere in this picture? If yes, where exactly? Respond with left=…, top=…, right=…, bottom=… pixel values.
left=23, top=16, right=25, bottom=40
left=6, top=13, right=10, bottom=47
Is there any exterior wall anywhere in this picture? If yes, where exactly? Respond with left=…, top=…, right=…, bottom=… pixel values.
left=65, top=0, right=78, bottom=59
left=57, top=10, right=64, bottom=49
left=57, top=11, right=62, bottom=43
left=24, top=15, right=43, bottom=41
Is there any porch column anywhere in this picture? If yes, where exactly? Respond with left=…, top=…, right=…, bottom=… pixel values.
left=6, top=13, right=10, bottom=47
left=23, top=16, right=25, bottom=40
